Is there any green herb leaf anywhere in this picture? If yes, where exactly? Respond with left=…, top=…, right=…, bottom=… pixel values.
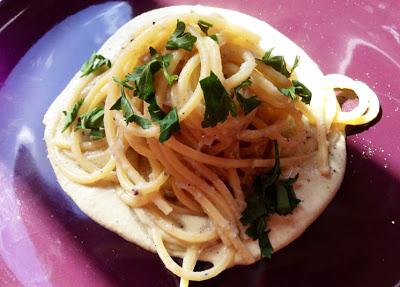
left=146, top=97, right=180, bottom=143
left=113, top=47, right=181, bottom=142
left=157, top=107, right=180, bottom=143
left=197, top=20, right=218, bottom=42
left=80, top=52, right=111, bottom=77
left=113, top=76, right=135, bottom=90
left=278, top=80, right=312, bottom=105
left=200, top=71, right=237, bottom=128
left=149, top=47, right=178, bottom=86
left=89, top=129, right=105, bottom=140
left=257, top=225, right=273, bottom=259
left=62, top=98, right=84, bottom=132
left=166, top=20, right=197, bottom=51
left=125, top=65, right=146, bottom=84
left=263, top=140, right=281, bottom=188
left=275, top=181, right=291, bottom=214
left=291, top=56, right=300, bottom=75
left=260, top=48, right=291, bottom=77
left=240, top=140, right=300, bottom=258
left=234, top=78, right=252, bottom=92
left=198, top=20, right=213, bottom=35
left=240, top=193, right=268, bottom=225
left=110, top=87, right=151, bottom=129
left=279, top=85, right=296, bottom=101
left=292, top=80, right=312, bottom=104
left=135, top=60, right=160, bottom=101
left=148, top=96, right=166, bottom=121
left=125, top=47, right=178, bottom=100
left=259, top=49, right=299, bottom=78
left=276, top=174, right=300, bottom=215
left=234, top=78, right=261, bottom=115
left=76, top=106, right=105, bottom=139
left=209, top=34, right=218, bottom=42
left=161, top=53, right=179, bottom=85
left=124, top=48, right=163, bottom=102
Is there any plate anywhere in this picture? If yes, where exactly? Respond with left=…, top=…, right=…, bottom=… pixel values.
left=0, top=1, right=399, bottom=286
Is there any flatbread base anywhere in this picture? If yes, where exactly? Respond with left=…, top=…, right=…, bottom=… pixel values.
left=43, top=5, right=346, bottom=266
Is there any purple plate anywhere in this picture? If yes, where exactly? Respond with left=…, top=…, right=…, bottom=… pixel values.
left=0, top=1, right=399, bottom=286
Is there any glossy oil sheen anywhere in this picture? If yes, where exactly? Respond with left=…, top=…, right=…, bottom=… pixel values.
left=0, top=1, right=399, bottom=286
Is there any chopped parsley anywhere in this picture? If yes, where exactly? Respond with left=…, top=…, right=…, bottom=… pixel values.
left=80, top=52, right=111, bottom=77
left=200, top=71, right=237, bottom=128
left=112, top=51, right=181, bottom=142
left=234, top=78, right=261, bottom=115
left=279, top=80, right=312, bottom=105
left=149, top=47, right=178, bottom=86
left=123, top=47, right=177, bottom=101
left=110, top=86, right=152, bottom=129
left=197, top=20, right=218, bottom=42
left=279, top=86, right=296, bottom=101
left=157, top=107, right=181, bottom=143
left=240, top=141, right=300, bottom=259
left=145, top=97, right=180, bottom=143
left=291, top=56, right=300, bottom=75
left=209, top=34, right=218, bottom=42
left=259, top=48, right=299, bottom=78
left=198, top=20, right=212, bottom=34
left=126, top=57, right=160, bottom=102
left=62, top=98, right=84, bottom=132
left=147, top=96, right=166, bottom=120
left=166, top=20, right=197, bottom=51
left=76, top=106, right=105, bottom=139
left=113, top=76, right=135, bottom=90
left=292, top=80, right=312, bottom=104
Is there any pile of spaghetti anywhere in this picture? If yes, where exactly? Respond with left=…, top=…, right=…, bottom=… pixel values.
left=46, top=12, right=379, bottom=286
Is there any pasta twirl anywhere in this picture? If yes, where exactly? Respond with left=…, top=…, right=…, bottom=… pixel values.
left=43, top=6, right=379, bottom=285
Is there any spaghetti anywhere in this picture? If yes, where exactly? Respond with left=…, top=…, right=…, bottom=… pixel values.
left=44, top=7, right=379, bottom=286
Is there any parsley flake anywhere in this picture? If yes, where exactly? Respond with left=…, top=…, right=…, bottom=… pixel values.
left=240, top=141, right=300, bottom=259
left=166, top=20, right=197, bottom=51
left=200, top=71, right=237, bottom=128
left=76, top=106, right=105, bottom=139
left=279, top=86, right=296, bottom=101
left=111, top=47, right=181, bottom=142
left=292, top=80, right=312, bottom=104
left=146, top=97, right=180, bottom=143
left=197, top=19, right=218, bottom=42
left=234, top=78, right=261, bottom=115
left=110, top=86, right=152, bottom=129
left=62, top=98, right=84, bottom=132
left=209, top=34, right=219, bottom=42
left=291, top=56, right=300, bottom=75
left=259, top=48, right=299, bottom=78
left=157, top=108, right=180, bottom=143
left=197, top=20, right=213, bottom=35
left=113, top=76, right=135, bottom=90
left=125, top=47, right=178, bottom=101
left=279, top=80, right=312, bottom=105
left=149, top=47, right=178, bottom=86
left=80, top=52, right=111, bottom=77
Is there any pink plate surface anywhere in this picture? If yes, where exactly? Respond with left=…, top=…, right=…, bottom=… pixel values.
left=0, top=0, right=399, bottom=286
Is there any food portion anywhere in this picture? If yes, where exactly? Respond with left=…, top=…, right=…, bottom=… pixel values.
left=43, top=6, right=379, bottom=286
